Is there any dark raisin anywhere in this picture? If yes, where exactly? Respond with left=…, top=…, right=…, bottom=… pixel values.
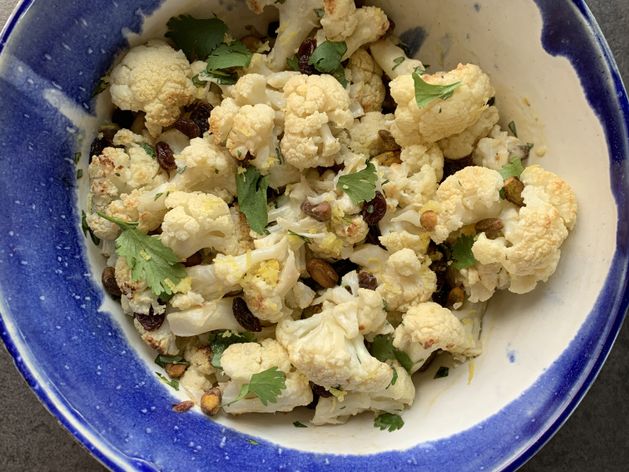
left=89, top=137, right=110, bottom=159
left=111, top=109, right=135, bottom=129
left=362, top=191, right=387, bottom=226
left=331, top=259, right=359, bottom=278
left=184, top=251, right=203, bottom=267
left=297, top=38, right=317, bottom=75
left=443, top=156, right=474, bottom=181
left=430, top=244, right=452, bottom=307
left=155, top=142, right=177, bottom=172
left=174, top=117, right=201, bottom=139
left=135, top=308, right=165, bottom=331
left=381, top=84, right=396, bottom=115
left=267, top=20, right=280, bottom=38
left=188, top=101, right=212, bottom=136
left=310, top=383, right=332, bottom=398
left=358, top=271, right=378, bottom=290
left=365, top=224, right=385, bottom=248
left=101, top=266, right=122, bottom=298
left=232, top=297, right=262, bottom=332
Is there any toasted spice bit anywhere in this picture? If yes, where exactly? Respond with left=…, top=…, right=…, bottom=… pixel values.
left=172, top=400, right=195, bottom=413
left=377, top=129, right=400, bottom=152
left=183, top=251, right=203, bottom=267
left=362, top=191, right=387, bottom=226
left=374, top=150, right=402, bottom=166
left=358, top=271, right=378, bottom=290
left=156, top=141, right=177, bottom=172
left=474, top=218, right=504, bottom=239
left=301, top=200, right=332, bottom=222
left=101, top=266, right=122, bottom=298
left=306, top=258, right=339, bottom=288
left=420, top=210, right=438, bottom=231
left=200, top=387, right=222, bottom=416
left=165, top=363, right=188, bottom=379
left=447, top=286, right=465, bottom=308
left=503, top=177, right=525, bottom=207
left=232, top=297, right=262, bottom=332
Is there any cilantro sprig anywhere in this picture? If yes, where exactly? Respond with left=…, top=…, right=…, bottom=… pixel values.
left=336, top=162, right=377, bottom=204
left=165, top=16, right=228, bottom=61
left=412, top=68, right=461, bottom=108
left=81, top=210, right=101, bottom=246
left=208, top=331, right=256, bottom=368
left=97, top=213, right=186, bottom=297
left=309, top=41, right=348, bottom=87
left=498, top=157, right=525, bottom=180
left=154, top=354, right=190, bottom=368
left=374, top=412, right=404, bottom=432
left=451, top=234, right=477, bottom=270
left=369, top=334, right=413, bottom=373
left=228, top=367, right=287, bottom=406
left=236, top=167, right=269, bottom=234
left=156, top=372, right=180, bottom=390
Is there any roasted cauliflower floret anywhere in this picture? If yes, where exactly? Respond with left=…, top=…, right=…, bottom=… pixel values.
left=349, top=111, right=395, bottom=157
left=109, top=40, right=195, bottom=136
left=472, top=124, right=532, bottom=170
left=167, top=298, right=243, bottom=337
left=114, top=256, right=164, bottom=316
left=281, top=74, right=354, bottom=169
left=220, top=339, right=313, bottom=414
left=347, top=49, right=386, bottom=113
left=439, top=106, right=499, bottom=159
left=393, top=302, right=481, bottom=373
left=390, top=64, right=495, bottom=146
left=370, top=37, right=425, bottom=79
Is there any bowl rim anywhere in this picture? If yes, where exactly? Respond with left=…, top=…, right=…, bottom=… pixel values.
left=0, top=0, right=628, bottom=470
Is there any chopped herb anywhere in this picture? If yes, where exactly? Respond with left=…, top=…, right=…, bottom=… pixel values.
left=336, top=162, right=377, bottom=204
left=314, top=7, right=325, bottom=18
left=97, top=213, right=187, bottom=297
left=392, top=56, right=405, bottom=71
left=176, top=166, right=188, bottom=175
left=287, top=230, right=311, bottom=242
left=154, top=192, right=164, bottom=201
left=387, top=368, right=398, bottom=389
left=140, top=143, right=156, bottom=158
left=76, top=169, right=83, bottom=180
left=369, top=334, right=413, bottom=373
left=247, top=439, right=260, bottom=445
left=308, top=41, right=348, bottom=87
left=165, top=16, right=228, bottom=61
left=434, top=366, right=450, bottom=379
left=293, top=421, right=308, bottom=428
left=374, top=412, right=404, bottom=432
left=451, top=234, right=477, bottom=270
left=508, top=120, right=518, bottom=137
left=156, top=372, right=179, bottom=390
left=191, top=74, right=207, bottom=88
left=202, top=69, right=238, bottom=85
left=81, top=210, right=101, bottom=246
left=73, top=152, right=81, bottom=165
left=412, top=68, right=461, bottom=108
left=208, top=331, right=255, bottom=368
left=228, top=367, right=287, bottom=406
left=92, top=76, right=109, bottom=97
left=286, top=55, right=299, bottom=71
left=328, top=387, right=346, bottom=401
left=206, top=41, right=253, bottom=71
left=498, top=157, right=524, bottom=180
left=154, top=354, right=190, bottom=368
left=236, top=166, right=269, bottom=234
left=275, top=147, right=284, bottom=164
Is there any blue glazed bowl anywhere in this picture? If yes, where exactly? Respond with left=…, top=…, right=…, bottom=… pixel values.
left=0, top=0, right=627, bottom=470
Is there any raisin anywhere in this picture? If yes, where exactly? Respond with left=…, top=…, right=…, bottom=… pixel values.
left=358, top=271, right=378, bottom=290
left=232, top=297, right=262, bottom=332
left=111, top=109, right=135, bottom=129
left=135, top=308, right=165, bottom=331
left=187, top=101, right=212, bottom=136
left=101, top=266, right=122, bottom=298
left=174, top=117, right=201, bottom=139
left=297, top=38, right=317, bottom=75
left=362, top=191, right=387, bottom=226
left=365, top=224, right=385, bottom=248
left=155, top=141, right=176, bottom=172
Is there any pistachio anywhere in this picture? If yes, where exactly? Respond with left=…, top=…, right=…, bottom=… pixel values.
left=165, top=363, right=188, bottom=379
left=377, top=129, right=400, bottom=152
left=172, top=400, right=195, bottom=413
left=447, top=286, right=465, bottom=308
left=503, top=177, right=525, bottom=206
left=307, top=258, right=339, bottom=288
left=301, top=200, right=332, bottom=222
left=475, top=218, right=504, bottom=239
left=420, top=210, right=438, bottom=231
left=101, top=266, right=122, bottom=298
left=374, top=150, right=402, bottom=166
left=200, top=388, right=222, bottom=416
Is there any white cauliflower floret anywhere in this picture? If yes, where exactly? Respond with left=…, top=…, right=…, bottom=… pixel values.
left=473, top=125, right=532, bottom=170
left=370, top=38, right=425, bottom=79
left=349, top=111, right=395, bottom=157
left=281, top=74, right=354, bottom=169
left=393, top=302, right=481, bottom=372
left=378, top=207, right=432, bottom=256
left=312, top=364, right=414, bottom=425
left=133, top=318, right=178, bottom=355
left=439, top=106, right=499, bottom=159
left=160, top=191, right=237, bottom=259
left=179, top=344, right=215, bottom=404
left=114, top=256, right=164, bottom=316
left=377, top=248, right=436, bottom=312
left=246, top=0, right=323, bottom=70
left=381, top=163, right=438, bottom=209
left=321, top=0, right=390, bottom=60
left=167, top=298, right=243, bottom=337
left=347, top=49, right=385, bottom=113
left=427, top=166, right=504, bottom=244
left=221, top=339, right=313, bottom=414
left=182, top=263, right=240, bottom=303
left=390, top=64, right=495, bottom=146
left=276, top=296, right=392, bottom=392
left=457, top=263, right=510, bottom=303
left=109, top=40, right=195, bottom=136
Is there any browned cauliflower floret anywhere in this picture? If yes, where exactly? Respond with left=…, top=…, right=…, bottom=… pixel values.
left=347, top=49, right=386, bottom=113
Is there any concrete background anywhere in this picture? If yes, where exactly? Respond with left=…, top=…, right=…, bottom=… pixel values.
left=0, top=1, right=627, bottom=470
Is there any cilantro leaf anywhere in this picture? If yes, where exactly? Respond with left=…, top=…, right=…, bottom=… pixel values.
left=369, top=335, right=413, bottom=373
left=387, top=368, right=398, bottom=389
left=206, top=41, right=253, bottom=71
left=208, top=331, right=256, bottom=368
left=154, top=354, right=190, bottom=368
left=140, top=143, right=156, bottom=158
left=76, top=169, right=83, bottom=180
left=392, top=56, right=405, bottom=71
left=498, top=157, right=525, bottom=180
left=98, top=213, right=187, bottom=297
left=508, top=120, right=518, bottom=137
left=81, top=210, right=101, bottom=246
left=156, top=372, right=179, bottom=390
left=451, top=234, right=477, bottom=270
left=309, top=41, right=348, bottom=86
left=374, top=412, right=404, bottom=432
left=92, top=76, right=109, bottom=97
left=336, top=162, right=377, bottom=204
left=236, top=167, right=269, bottom=234
left=165, top=16, right=227, bottom=61
left=229, top=367, right=287, bottom=406
left=412, top=68, right=461, bottom=108
left=434, top=366, right=450, bottom=379
left=293, top=421, right=308, bottom=428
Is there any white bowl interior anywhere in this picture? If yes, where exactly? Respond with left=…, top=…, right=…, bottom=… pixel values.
left=77, top=0, right=617, bottom=455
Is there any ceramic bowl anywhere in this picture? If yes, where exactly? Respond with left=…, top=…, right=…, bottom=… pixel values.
left=0, top=0, right=627, bottom=470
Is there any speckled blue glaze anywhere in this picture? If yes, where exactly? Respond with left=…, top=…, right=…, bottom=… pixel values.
left=0, top=1, right=627, bottom=471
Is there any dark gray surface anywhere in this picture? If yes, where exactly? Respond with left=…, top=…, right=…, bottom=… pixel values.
left=0, top=1, right=627, bottom=471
